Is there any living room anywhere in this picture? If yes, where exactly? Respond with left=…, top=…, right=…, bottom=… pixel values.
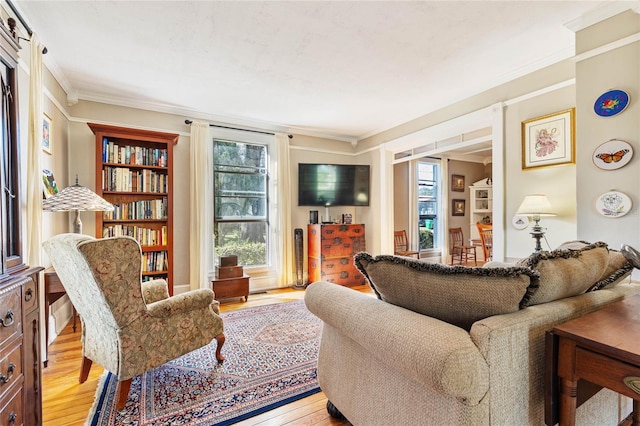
left=1, top=1, right=639, bottom=424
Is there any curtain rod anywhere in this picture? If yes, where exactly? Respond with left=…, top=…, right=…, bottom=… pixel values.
left=5, top=0, right=48, bottom=54
left=185, top=119, right=276, bottom=136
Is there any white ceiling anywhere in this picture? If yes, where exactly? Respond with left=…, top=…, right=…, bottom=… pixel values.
left=14, top=1, right=634, bottom=143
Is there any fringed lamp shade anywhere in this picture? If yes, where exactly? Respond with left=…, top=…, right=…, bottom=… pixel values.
left=43, top=178, right=114, bottom=234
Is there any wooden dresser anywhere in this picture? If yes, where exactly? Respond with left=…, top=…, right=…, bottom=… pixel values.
left=308, top=224, right=366, bottom=286
left=0, top=267, right=44, bottom=426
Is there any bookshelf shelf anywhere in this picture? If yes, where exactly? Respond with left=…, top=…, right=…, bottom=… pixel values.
left=89, top=123, right=178, bottom=293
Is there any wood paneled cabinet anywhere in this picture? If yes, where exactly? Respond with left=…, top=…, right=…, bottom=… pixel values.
left=0, top=18, right=44, bottom=426
left=89, top=123, right=178, bottom=294
left=0, top=268, right=44, bottom=426
left=308, top=224, right=366, bottom=286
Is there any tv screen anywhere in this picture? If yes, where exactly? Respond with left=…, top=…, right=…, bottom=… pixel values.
left=298, top=163, right=370, bottom=206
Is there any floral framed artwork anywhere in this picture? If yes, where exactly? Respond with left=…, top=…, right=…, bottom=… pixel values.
left=451, top=174, right=465, bottom=192
left=452, top=199, right=465, bottom=216
left=42, top=113, right=52, bottom=154
left=521, top=108, right=575, bottom=170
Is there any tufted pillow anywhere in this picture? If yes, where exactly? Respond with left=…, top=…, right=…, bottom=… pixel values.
left=554, top=240, right=633, bottom=291
left=517, top=241, right=609, bottom=306
left=354, top=252, right=539, bottom=331
left=588, top=249, right=633, bottom=291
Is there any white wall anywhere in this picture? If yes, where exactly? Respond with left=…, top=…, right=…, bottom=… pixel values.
left=575, top=11, right=640, bottom=251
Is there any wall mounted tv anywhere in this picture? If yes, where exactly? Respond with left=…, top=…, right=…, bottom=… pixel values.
left=298, top=163, right=370, bottom=206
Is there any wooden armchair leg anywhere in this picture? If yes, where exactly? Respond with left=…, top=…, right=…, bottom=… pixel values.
left=116, top=378, right=133, bottom=411
left=79, top=356, right=92, bottom=383
left=215, top=333, right=225, bottom=364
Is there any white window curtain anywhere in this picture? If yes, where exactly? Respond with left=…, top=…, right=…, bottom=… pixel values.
left=27, top=34, right=44, bottom=267
left=274, top=133, right=293, bottom=286
left=189, top=121, right=213, bottom=290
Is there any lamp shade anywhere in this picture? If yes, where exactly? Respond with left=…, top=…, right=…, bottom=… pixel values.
left=43, top=181, right=114, bottom=212
left=516, top=194, right=556, bottom=217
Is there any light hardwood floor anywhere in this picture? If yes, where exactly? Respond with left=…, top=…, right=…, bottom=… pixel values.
left=43, top=285, right=373, bottom=426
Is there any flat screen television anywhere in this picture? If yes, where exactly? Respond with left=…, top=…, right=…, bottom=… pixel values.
left=298, top=163, right=370, bottom=206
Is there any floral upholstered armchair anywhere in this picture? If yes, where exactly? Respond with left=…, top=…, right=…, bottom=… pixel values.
left=43, top=233, right=225, bottom=410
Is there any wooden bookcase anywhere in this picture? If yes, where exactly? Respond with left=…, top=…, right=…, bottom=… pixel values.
left=308, top=224, right=366, bottom=287
left=89, top=123, right=178, bottom=294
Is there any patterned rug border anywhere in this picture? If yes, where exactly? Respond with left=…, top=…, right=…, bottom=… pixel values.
left=86, top=299, right=321, bottom=426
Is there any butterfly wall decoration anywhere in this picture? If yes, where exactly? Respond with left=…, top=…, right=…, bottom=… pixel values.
left=592, top=140, right=633, bottom=170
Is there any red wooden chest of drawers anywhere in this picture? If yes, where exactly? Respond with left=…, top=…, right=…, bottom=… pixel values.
left=308, top=224, right=366, bottom=286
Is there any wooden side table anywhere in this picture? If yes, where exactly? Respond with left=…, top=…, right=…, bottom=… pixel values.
left=211, top=275, right=249, bottom=301
left=548, top=295, right=640, bottom=426
left=43, top=269, right=77, bottom=367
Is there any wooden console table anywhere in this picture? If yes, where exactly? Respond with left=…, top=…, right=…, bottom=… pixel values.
left=43, top=269, right=76, bottom=367
left=547, top=295, right=640, bottom=426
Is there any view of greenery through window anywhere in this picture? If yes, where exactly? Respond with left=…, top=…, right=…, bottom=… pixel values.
left=213, top=140, right=268, bottom=266
left=418, top=162, right=438, bottom=250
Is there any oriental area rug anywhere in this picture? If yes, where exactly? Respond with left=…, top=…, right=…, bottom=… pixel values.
left=87, top=300, right=322, bottom=425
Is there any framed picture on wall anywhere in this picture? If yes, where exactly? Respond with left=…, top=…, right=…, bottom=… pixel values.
left=42, top=113, right=52, bottom=154
left=451, top=174, right=465, bottom=192
left=521, top=108, right=575, bottom=170
left=452, top=199, right=465, bottom=216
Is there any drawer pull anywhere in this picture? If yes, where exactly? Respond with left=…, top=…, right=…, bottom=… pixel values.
left=0, top=310, right=14, bottom=327
left=25, top=287, right=33, bottom=301
left=623, top=376, right=640, bottom=394
left=8, top=411, right=16, bottom=424
left=0, top=362, right=14, bottom=383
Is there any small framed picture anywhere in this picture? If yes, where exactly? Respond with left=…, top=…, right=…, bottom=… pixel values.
left=452, top=199, right=465, bottom=216
left=42, top=168, right=59, bottom=198
left=521, top=108, right=575, bottom=170
left=42, top=113, right=52, bottom=154
left=451, top=174, right=465, bottom=192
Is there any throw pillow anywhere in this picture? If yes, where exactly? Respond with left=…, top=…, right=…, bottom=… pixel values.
left=588, top=249, right=633, bottom=291
left=354, top=252, right=539, bottom=331
left=517, top=241, right=609, bottom=306
left=551, top=240, right=633, bottom=291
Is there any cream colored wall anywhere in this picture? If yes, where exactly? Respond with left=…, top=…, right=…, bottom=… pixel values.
left=575, top=11, right=640, bottom=251
left=393, top=162, right=409, bottom=234
left=448, top=160, right=487, bottom=237
left=503, top=85, right=578, bottom=259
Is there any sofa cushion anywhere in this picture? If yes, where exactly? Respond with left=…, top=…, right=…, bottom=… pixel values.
left=588, top=249, right=633, bottom=291
left=517, top=241, right=609, bottom=306
left=354, top=252, right=539, bottom=330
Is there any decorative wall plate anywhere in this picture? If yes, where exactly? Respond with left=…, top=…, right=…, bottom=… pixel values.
left=512, top=215, right=528, bottom=230
left=592, top=139, right=633, bottom=170
left=594, top=89, right=629, bottom=117
left=595, top=191, right=632, bottom=218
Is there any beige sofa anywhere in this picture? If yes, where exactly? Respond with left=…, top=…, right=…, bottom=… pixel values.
left=304, top=243, right=639, bottom=425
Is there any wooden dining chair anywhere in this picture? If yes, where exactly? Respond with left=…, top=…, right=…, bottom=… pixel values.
left=393, top=230, right=420, bottom=258
left=476, top=222, right=493, bottom=262
left=449, top=227, right=477, bottom=265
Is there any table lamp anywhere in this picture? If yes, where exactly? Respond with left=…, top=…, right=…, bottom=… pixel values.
left=43, top=176, right=114, bottom=234
left=516, top=194, right=556, bottom=253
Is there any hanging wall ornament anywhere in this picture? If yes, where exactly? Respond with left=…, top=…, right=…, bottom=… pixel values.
left=595, top=190, right=632, bottom=218
left=594, top=89, right=630, bottom=117
left=592, top=139, right=633, bottom=170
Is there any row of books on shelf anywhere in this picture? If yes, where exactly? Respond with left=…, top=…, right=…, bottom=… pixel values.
left=103, top=198, right=168, bottom=220
left=102, top=138, right=168, bottom=167
left=103, top=224, right=168, bottom=247
left=142, top=250, right=168, bottom=273
left=102, top=167, right=168, bottom=193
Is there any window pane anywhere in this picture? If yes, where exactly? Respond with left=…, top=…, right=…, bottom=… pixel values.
left=215, top=196, right=266, bottom=219
left=214, top=222, right=267, bottom=267
left=214, top=140, right=266, bottom=172
left=215, top=172, right=266, bottom=195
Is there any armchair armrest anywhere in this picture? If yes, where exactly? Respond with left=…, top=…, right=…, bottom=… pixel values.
left=146, top=288, right=215, bottom=318
left=142, top=279, right=170, bottom=304
left=304, top=282, right=489, bottom=403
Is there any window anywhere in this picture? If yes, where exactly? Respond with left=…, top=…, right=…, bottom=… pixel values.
left=0, top=54, right=21, bottom=275
left=213, top=140, right=268, bottom=267
left=417, top=161, right=439, bottom=251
